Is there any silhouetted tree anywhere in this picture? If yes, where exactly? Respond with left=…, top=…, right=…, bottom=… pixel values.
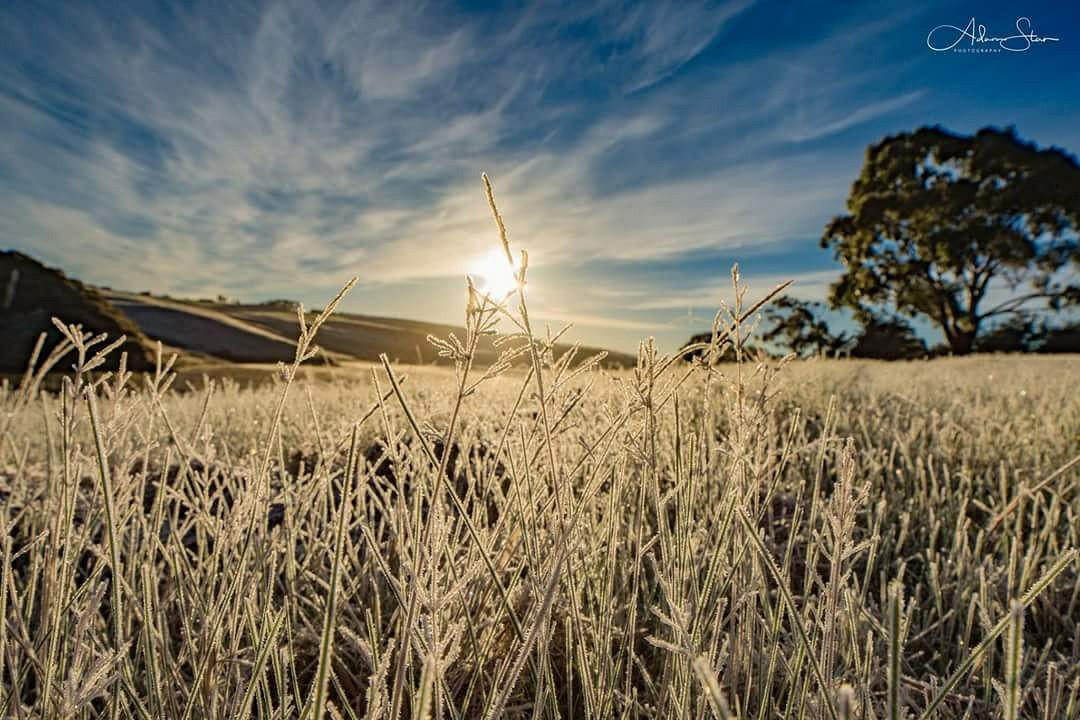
left=259, top=298, right=301, bottom=310
left=975, top=314, right=1039, bottom=353
left=760, top=295, right=848, bottom=357
left=850, top=317, right=926, bottom=360
left=1038, top=321, right=1080, bottom=353
left=680, top=332, right=773, bottom=362
left=822, top=126, right=1080, bottom=355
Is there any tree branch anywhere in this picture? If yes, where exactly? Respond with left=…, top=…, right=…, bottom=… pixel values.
left=980, top=291, right=1063, bottom=319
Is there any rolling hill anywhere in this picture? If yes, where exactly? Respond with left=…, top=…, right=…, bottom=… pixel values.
left=0, top=250, right=634, bottom=376
left=104, top=292, right=341, bottom=365
left=0, top=251, right=156, bottom=372
left=104, top=291, right=637, bottom=369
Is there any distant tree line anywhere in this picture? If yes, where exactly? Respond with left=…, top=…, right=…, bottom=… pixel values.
left=689, top=295, right=1080, bottom=360
left=685, top=126, right=1080, bottom=360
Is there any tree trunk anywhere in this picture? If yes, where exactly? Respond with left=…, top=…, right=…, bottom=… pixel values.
left=948, top=330, right=975, bottom=355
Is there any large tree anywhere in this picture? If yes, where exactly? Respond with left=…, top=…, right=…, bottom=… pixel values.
left=822, top=126, right=1080, bottom=355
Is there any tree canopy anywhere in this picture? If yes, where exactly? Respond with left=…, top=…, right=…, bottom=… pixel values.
left=822, top=126, right=1080, bottom=355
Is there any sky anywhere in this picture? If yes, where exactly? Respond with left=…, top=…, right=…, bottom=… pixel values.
left=2, top=1, right=1079, bottom=353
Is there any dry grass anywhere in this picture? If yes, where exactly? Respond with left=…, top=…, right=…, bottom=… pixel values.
left=0, top=183, right=1077, bottom=719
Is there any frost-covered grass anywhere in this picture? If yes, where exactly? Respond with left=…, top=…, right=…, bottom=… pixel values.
left=1, top=184, right=1077, bottom=718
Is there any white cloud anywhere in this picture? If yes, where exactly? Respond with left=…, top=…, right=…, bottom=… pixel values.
left=626, top=269, right=837, bottom=311
left=612, top=0, right=756, bottom=91
left=783, top=90, right=926, bottom=143
left=0, top=0, right=932, bottom=337
left=325, top=3, right=474, bottom=100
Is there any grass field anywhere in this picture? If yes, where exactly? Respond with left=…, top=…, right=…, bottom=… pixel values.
left=1, top=189, right=1078, bottom=718
left=1, top=293, right=1077, bottom=719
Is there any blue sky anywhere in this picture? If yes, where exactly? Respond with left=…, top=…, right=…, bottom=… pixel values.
left=2, top=1, right=1078, bottom=352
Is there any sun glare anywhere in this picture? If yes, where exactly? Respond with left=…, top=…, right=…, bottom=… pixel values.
left=470, top=248, right=518, bottom=299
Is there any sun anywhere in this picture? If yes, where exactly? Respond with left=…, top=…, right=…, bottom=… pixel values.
left=470, top=248, right=518, bottom=299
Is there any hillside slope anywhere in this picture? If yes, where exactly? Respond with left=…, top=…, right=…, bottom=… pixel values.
left=227, top=306, right=637, bottom=367
left=108, top=293, right=637, bottom=368
left=0, top=249, right=634, bottom=374
left=104, top=291, right=340, bottom=365
left=0, top=252, right=155, bottom=372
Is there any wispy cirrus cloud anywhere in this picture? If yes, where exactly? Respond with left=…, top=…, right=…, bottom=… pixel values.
left=608, top=0, right=757, bottom=91
left=625, top=270, right=839, bottom=312
left=783, top=90, right=926, bottom=143
left=1, top=0, right=1076, bottom=351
